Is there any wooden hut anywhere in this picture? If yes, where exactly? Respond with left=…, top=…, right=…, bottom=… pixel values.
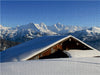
left=1, top=35, right=100, bottom=62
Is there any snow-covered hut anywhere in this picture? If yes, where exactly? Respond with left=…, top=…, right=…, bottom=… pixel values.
left=1, top=35, right=100, bottom=62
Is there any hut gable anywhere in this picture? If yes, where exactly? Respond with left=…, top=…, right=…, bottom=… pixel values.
left=28, top=36, right=94, bottom=60
left=62, top=37, right=92, bottom=50
left=1, top=35, right=100, bottom=62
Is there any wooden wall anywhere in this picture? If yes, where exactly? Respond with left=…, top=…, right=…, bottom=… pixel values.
left=62, top=37, right=92, bottom=50
left=28, top=43, right=63, bottom=60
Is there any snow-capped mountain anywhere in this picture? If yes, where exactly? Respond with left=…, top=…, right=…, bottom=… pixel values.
left=0, top=25, right=11, bottom=30
left=72, top=27, right=100, bottom=40
left=48, top=23, right=83, bottom=34
left=17, top=22, right=56, bottom=34
left=0, top=23, right=57, bottom=42
left=0, top=25, right=15, bottom=39
left=87, top=27, right=100, bottom=35
left=48, top=23, right=65, bottom=33
left=0, top=23, right=100, bottom=42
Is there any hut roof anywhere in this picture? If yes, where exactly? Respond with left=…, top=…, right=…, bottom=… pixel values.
left=1, top=35, right=100, bottom=62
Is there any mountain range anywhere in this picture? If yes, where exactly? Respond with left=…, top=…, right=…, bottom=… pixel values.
left=0, top=23, right=100, bottom=50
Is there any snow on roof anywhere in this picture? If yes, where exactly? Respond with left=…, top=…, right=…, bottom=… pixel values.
left=0, top=35, right=100, bottom=62
left=1, top=58, right=100, bottom=75
left=0, top=36, right=68, bottom=62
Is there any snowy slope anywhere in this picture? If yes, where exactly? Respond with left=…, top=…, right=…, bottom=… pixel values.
left=64, top=49, right=100, bottom=58
left=1, top=58, right=100, bottom=75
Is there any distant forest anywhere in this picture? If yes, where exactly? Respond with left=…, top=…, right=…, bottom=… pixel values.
left=0, top=39, right=20, bottom=51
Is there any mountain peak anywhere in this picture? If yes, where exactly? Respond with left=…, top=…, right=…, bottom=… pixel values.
left=56, top=22, right=61, bottom=25
left=40, top=22, right=45, bottom=25
left=28, top=23, right=35, bottom=26
left=54, top=22, right=63, bottom=28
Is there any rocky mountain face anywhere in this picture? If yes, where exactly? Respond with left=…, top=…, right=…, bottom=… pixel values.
left=0, top=23, right=100, bottom=51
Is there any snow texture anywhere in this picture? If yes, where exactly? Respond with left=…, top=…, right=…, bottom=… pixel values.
left=64, top=49, right=100, bottom=58
left=1, top=58, right=100, bottom=75
left=1, top=35, right=100, bottom=62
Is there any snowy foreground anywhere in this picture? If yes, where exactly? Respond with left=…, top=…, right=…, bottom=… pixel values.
left=1, top=58, right=100, bottom=75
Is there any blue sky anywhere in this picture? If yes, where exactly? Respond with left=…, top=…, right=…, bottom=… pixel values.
left=1, top=1, right=100, bottom=27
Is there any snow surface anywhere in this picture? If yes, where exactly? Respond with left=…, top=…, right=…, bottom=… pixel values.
left=1, top=35, right=100, bottom=62
left=1, top=58, right=100, bottom=75
left=64, top=49, right=100, bottom=58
